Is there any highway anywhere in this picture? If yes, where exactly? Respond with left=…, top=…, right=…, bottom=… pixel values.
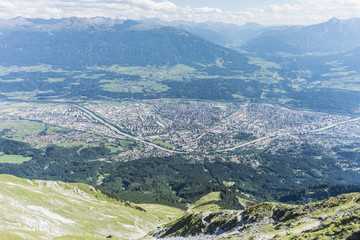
left=73, top=105, right=185, bottom=154
left=74, top=104, right=360, bottom=154
left=219, top=116, right=360, bottom=152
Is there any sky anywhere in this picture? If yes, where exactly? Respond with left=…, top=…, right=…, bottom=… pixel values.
left=1, top=0, right=360, bottom=25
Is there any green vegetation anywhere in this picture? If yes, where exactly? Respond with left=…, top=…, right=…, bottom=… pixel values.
left=0, top=65, right=54, bottom=76
left=101, top=80, right=170, bottom=93
left=92, top=64, right=196, bottom=82
left=0, top=229, right=48, bottom=240
left=155, top=192, right=360, bottom=239
left=223, top=181, right=235, bottom=187
left=192, top=192, right=222, bottom=212
left=57, top=141, right=94, bottom=149
left=53, top=235, right=111, bottom=240
left=278, top=97, right=294, bottom=104
left=152, top=140, right=174, bottom=149
left=0, top=154, right=32, bottom=164
left=0, top=174, right=182, bottom=240
left=2, top=18, right=360, bottom=239
left=0, top=137, right=359, bottom=208
left=232, top=132, right=257, bottom=141
left=118, top=140, right=136, bottom=148
left=100, top=82, right=129, bottom=93
left=1, top=91, right=40, bottom=101
left=0, top=119, right=46, bottom=139
left=1, top=60, right=360, bottom=114
left=278, top=184, right=360, bottom=204
left=249, top=57, right=281, bottom=70
left=0, top=102, right=48, bottom=114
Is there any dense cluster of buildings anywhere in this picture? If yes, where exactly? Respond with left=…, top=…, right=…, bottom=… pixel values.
left=4, top=100, right=360, bottom=156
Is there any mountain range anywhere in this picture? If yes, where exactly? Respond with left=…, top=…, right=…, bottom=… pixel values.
left=0, top=17, right=252, bottom=71
left=152, top=17, right=360, bottom=54
left=147, top=19, right=273, bottom=48
left=242, top=17, right=360, bottom=54
left=3, top=16, right=360, bottom=69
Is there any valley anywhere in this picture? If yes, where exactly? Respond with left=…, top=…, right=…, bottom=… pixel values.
left=1, top=97, right=360, bottom=208
left=2, top=99, right=360, bottom=155
left=1, top=16, right=360, bottom=239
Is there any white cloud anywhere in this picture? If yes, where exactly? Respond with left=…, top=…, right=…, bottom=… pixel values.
left=0, top=0, right=192, bottom=20
left=240, top=0, right=360, bottom=25
left=0, top=0, right=360, bottom=25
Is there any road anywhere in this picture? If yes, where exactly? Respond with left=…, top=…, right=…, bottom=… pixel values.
left=73, top=104, right=184, bottom=154
left=7, top=99, right=360, bottom=154
left=76, top=104, right=360, bottom=154
left=219, top=116, right=360, bottom=152
left=310, top=117, right=360, bottom=133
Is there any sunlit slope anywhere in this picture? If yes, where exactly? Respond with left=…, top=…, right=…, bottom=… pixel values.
left=154, top=192, right=360, bottom=239
left=0, top=174, right=183, bottom=240
left=189, top=192, right=252, bottom=213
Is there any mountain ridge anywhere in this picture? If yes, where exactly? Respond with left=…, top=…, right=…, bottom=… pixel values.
left=0, top=17, right=254, bottom=71
left=153, top=192, right=360, bottom=239
left=2, top=174, right=360, bottom=239
left=0, top=174, right=183, bottom=240
left=243, top=17, right=360, bottom=54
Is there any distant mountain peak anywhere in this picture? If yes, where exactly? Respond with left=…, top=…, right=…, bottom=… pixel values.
left=324, top=17, right=343, bottom=27
left=0, top=17, right=254, bottom=70
left=325, top=17, right=360, bottom=25
left=243, top=22, right=263, bottom=27
left=327, top=17, right=340, bottom=23
left=243, top=16, right=360, bottom=53
left=0, top=17, right=140, bottom=32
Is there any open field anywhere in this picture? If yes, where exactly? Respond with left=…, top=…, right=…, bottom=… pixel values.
left=91, top=64, right=196, bottom=82
left=151, top=140, right=174, bottom=149
left=0, top=153, right=32, bottom=164
left=0, top=120, right=46, bottom=138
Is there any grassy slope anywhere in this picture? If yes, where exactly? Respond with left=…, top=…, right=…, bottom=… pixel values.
left=154, top=192, right=360, bottom=239
left=191, top=192, right=222, bottom=212
left=0, top=174, right=183, bottom=240
left=191, top=192, right=253, bottom=213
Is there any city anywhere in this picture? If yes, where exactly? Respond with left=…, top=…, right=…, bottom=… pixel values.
left=2, top=99, right=360, bottom=161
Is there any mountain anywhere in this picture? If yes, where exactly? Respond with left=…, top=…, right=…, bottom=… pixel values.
left=153, top=192, right=360, bottom=239
left=3, top=174, right=360, bottom=240
left=0, top=174, right=183, bottom=240
left=0, top=17, right=253, bottom=71
left=148, top=19, right=274, bottom=48
left=243, top=17, right=360, bottom=54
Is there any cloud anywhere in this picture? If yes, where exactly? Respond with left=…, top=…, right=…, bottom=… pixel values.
left=236, top=0, right=360, bottom=25
left=0, top=0, right=360, bottom=25
left=0, top=0, right=222, bottom=21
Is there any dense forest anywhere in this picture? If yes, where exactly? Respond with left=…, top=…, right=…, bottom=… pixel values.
left=1, top=137, right=360, bottom=207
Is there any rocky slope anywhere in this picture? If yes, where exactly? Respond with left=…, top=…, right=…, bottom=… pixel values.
left=153, top=192, right=360, bottom=239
